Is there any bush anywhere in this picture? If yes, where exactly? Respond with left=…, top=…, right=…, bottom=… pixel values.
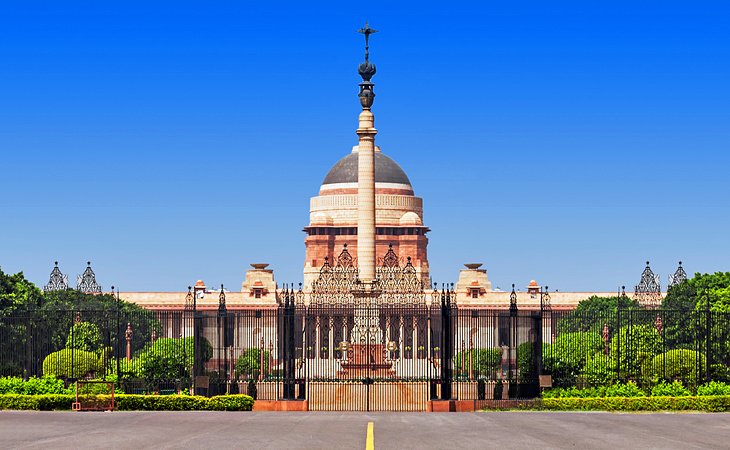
left=0, top=393, right=254, bottom=411
left=0, top=394, right=74, bottom=410
left=609, top=324, right=663, bottom=377
left=65, top=322, right=102, bottom=353
left=454, top=348, right=501, bottom=378
left=135, top=337, right=211, bottom=384
left=710, top=364, right=730, bottom=383
left=42, top=349, right=101, bottom=379
left=645, top=349, right=706, bottom=385
left=651, top=380, right=691, bottom=397
left=604, top=381, right=645, bottom=397
left=516, top=342, right=537, bottom=382
left=543, top=344, right=578, bottom=388
left=207, top=395, right=255, bottom=411
left=235, top=348, right=271, bottom=379
left=541, top=396, right=730, bottom=412
left=553, top=332, right=603, bottom=370
left=697, top=381, right=730, bottom=396
left=544, top=382, right=644, bottom=398
left=115, top=394, right=208, bottom=411
left=580, top=354, right=616, bottom=386
left=0, top=376, right=72, bottom=395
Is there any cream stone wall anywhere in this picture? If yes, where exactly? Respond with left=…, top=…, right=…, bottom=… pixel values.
left=309, top=194, right=424, bottom=226
left=120, top=289, right=657, bottom=310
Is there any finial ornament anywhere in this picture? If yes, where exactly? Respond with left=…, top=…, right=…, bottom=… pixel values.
left=357, top=22, right=378, bottom=63
left=356, top=22, right=377, bottom=107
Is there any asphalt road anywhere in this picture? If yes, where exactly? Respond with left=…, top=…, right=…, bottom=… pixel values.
left=1, top=411, right=728, bottom=449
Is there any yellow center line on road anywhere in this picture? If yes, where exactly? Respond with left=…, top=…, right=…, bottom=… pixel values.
left=366, top=421, right=374, bottom=450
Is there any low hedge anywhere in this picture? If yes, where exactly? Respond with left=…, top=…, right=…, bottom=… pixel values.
left=0, top=394, right=74, bottom=411
left=0, top=394, right=254, bottom=411
left=541, top=395, right=730, bottom=412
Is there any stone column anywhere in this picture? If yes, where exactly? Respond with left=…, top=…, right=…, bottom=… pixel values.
left=356, top=109, right=377, bottom=282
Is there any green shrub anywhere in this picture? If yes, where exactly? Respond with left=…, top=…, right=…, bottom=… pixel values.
left=42, top=349, right=101, bottom=379
left=604, top=381, right=644, bottom=397
left=207, top=395, right=255, bottom=411
left=235, top=348, right=271, bottom=379
left=541, top=396, right=730, bottom=412
left=115, top=394, right=208, bottom=411
left=0, top=394, right=74, bottom=410
left=0, top=394, right=254, bottom=411
left=580, top=354, right=616, bottom=386
left=645, top=349, right=706, bottom=385
left=651, top=380, right=690, bottom=397
left=542, top=386, right=601, bottom=398
left=553, top=332, right=603, bottom=370
left=697, top=381, right=730, bottom=396
left=709, top=364, right=730, bottom=383
left=135, top=337, right=211, bottom=384
left=65, top=322, right=102, bottom=353
left=609, top=324, right=663, bottom=377
left=0, top=376, right=72, bottom=395
left=0, top=377, right=25, bottom=395
left=543, top=344, right=578, bottom=388
left=515, top=342, right=537, bottom=382
left=115, top=394, right=254, bottom=411
left=544, top=382, right=643, bottom=398
left=454, top=348, right=501, bottom=378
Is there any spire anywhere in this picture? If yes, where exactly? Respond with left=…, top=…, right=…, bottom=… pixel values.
left=669, top=261, right=688, bottom=287
left=77, top=261, right=102, bottom=294
left=354, top=22, right=379, bottom=283
left=357, top=22, right=377, bottom=109
left=44, top=261, right=69, bottom=292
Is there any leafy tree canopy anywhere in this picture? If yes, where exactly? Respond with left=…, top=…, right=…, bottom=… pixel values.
left=0, top=268, right=42, bottom=315
left=558, top=295, right=640, bottom=334
left=663, top=272, right=730, bottom=311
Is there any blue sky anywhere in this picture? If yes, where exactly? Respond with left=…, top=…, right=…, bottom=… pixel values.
left=1, top=1, right=728, bottom=292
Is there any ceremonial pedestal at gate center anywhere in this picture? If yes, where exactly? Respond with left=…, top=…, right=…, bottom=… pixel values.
left=338, top=280, right=394, bottom=378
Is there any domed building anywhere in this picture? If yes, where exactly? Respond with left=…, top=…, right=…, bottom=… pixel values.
left=303, top=145, right=430, bottom=289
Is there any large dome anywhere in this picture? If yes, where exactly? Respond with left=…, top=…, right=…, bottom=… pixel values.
left=322, top=150, right=412, bottom=186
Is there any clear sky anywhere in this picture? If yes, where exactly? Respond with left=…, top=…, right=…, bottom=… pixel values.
left=1, top=1, right=728, bottom=292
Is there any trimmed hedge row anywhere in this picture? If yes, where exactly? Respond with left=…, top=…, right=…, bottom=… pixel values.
left=0, top=394, right=254, bottom=411
left=115, top=395, right=254, bottom=411
left=541, top=395, right=730, bottom=412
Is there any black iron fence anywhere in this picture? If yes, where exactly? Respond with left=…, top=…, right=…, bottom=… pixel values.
left=0, top=304, right=727, bottom=409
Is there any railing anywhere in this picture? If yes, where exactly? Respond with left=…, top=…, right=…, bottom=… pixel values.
left=0, top=306, right=726, bottom=405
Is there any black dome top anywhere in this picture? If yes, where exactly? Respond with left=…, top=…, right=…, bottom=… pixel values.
left=322, top=151, right=412, bottom=186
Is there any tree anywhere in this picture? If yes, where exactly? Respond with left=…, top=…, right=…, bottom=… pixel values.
left=663, top=272, right=730, bottom=369
left=235, top=348, right=271, bottom=380
left=0, top=268, right=42, bottom=315
left=609, top=324, right=663, bottom=379
left=552, top=332, right=603, bottom=371
left=454, top=348, right=501, bottom=378
left=557, top=295, right=640, bottom=334
left=663, top=272, right=730, bottom=311
left=0, top=269, right=44, bottom=375
left=65, top=322, right=102, bottom=353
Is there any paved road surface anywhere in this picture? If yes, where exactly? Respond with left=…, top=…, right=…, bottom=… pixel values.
left=1, top=411, right=728, bottom=449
